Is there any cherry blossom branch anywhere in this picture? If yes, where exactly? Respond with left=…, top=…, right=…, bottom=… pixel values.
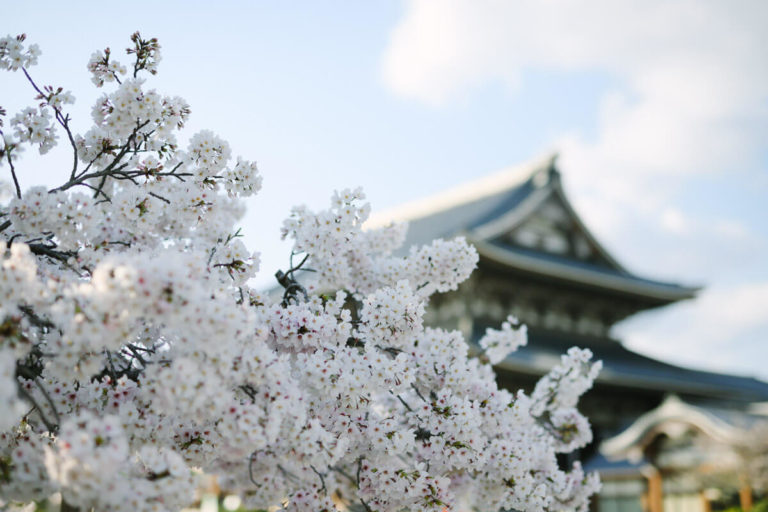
left=310, top=465, right=327, bottom=494
left=17, top=386, right=57, bottom=432
left=14, top=368, right=61, bottom=434
left=48, top=119, right=195, bottom=200
left=127, top=32, right=160, bottom=79
left=395, top=393, right=413, bottom=412
left=5, top=148, right=20, bottom=199
left=248, top=452, right=259, bottom=487
left=19, top=304, right=56, bottom=330
left=21, top=67, right=79, bottom=177
left=34, top=376, right=61, bottom=427
left=410, top=382, right=428, bottom=403
left=330, top=465, right=358, bottom=488
left=51, top=149, right=189, bottom=198
left=0, top=128, right=22, bottom=198
left=27, top=241, right=77, bottom=265
left=275, top=252, right=312, bottom=305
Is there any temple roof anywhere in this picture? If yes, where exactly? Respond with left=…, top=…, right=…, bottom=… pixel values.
left=492, top=330, right=768, bottom=403
left=367, top=154, right=699, bottom=305
left=366, top=155, right=768, bottom=403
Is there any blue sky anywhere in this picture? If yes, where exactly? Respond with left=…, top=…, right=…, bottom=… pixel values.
left=4, top=1, right=768, bottom=380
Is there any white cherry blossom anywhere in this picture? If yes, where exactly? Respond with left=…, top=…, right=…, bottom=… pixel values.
left=0, top=32, right=601, bottom=512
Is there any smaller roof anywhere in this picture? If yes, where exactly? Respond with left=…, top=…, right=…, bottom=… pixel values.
left=601, top=395, right=767, bottom=462
left=367, top=154, right=699, bottom=304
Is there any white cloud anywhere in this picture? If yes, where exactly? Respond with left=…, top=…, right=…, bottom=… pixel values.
left=382, top=0, right=768, bottom=212
left=618, top=282, right=768, bottom=379
left=657, top=208, right=755, bottom=243
left=660, top=208, right=689, bottom=234
left=384, top=1, right=768, bottom=114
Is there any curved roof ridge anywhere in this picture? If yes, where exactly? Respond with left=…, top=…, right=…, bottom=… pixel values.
left=365, top=152, right=557, bottom=229
left=601, top=394, right=754, bottom=461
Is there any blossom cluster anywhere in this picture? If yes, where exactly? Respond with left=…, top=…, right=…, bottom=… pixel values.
left=10, top=107, right=58, bottom=154
left=87, top=48, right=127, bottom=87
left=0, top=34, right=40, bottom=71
left=479, top=314, right=528, bottom=364
left=0, top=33, right=601, bottom=512
left=281, top=190, right=478, bottom=298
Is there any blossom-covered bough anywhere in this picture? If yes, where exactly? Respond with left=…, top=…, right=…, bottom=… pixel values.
left=0, top=33, right=602, bottom=512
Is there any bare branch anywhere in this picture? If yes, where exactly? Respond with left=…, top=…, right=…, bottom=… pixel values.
left=27, top=242, right=76, bottom=265
left=17, top=383, right=57, bottom=433
left=2, top=139, right=21, bottom=199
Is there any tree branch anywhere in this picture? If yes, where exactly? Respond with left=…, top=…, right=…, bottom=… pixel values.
left=27, top=242, right=76, bottom=265
left=3, top=141, right=21, bottom=199
left=21, top=67, right=79, bottom=178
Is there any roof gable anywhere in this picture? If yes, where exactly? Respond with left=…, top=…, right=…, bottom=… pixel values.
left=497, top=197, right=607, bottom=264
left=474, top=178, right=621, bottom=270
left=368, top=153, right=623, bottom=270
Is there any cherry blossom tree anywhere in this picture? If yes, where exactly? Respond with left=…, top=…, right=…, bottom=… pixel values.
left=0, top=33, right=601, bottom=512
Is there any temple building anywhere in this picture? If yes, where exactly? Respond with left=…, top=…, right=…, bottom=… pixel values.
left=367, top=155, right=768, bottom=512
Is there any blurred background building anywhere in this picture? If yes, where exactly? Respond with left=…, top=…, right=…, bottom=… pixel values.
left=368, top=155, right=768, bottom=512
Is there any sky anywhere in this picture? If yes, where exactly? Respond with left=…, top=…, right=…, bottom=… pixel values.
left=4, top=1, right=768, bottom=380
